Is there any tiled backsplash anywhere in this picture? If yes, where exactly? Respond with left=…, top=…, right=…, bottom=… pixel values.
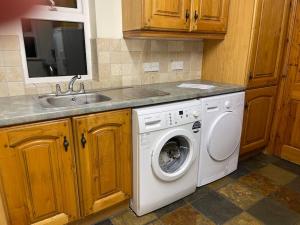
left=0, top=36, right=203, bottom=97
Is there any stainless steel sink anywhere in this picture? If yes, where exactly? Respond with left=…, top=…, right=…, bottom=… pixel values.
left=39, top=93, right=111, bottom=108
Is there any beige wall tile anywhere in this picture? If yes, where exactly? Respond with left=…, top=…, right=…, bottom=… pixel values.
left=151, top=40, right=168, bottom=52
left=3, top=51, right=22, bottom=66
left=111, top=64, right=122, bottom=76
left=0, top=36, right=20, bottom=51
left=5, top=67, right=23, bottom=82
left=168, top=41, right=184, bottom=52
left=98, top=52, right=110, bottom=64
left=110, top=52, right=122, bottom=64
left=98, top=63, right=111, bottom=78
left=0, top=82, right=8, bottom=97
left=0, top=67, right=6, bottom=82
left=8, top=82, right=25, bottom=96
left=122, top=39, right=146, bottom=52
left=24, top=84, right=38, bottom=95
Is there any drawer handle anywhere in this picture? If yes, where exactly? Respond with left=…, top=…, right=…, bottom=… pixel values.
left=185, top=9, right=190, bottom=22
left=81, top=133, right=87, bottom=149
left=194, top=10, right=199, bottom=21
left=63, top=136, right=69, bottom=152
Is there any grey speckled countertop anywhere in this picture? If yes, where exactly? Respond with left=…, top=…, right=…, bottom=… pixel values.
left=0, top=80, right=245, bottom=127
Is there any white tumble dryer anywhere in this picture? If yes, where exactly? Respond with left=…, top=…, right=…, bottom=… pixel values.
left=131, top=100, right=202, bottom=216
left=197, top=92, right=245, bottom=187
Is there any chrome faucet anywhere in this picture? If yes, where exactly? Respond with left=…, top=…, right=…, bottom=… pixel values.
left=56, top=75, right=85, bottom=96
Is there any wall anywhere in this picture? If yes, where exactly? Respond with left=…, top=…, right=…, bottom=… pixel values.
left=0, top=0, right=203, bottom=96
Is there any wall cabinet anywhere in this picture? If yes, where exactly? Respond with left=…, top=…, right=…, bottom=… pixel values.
left=0, top=120, right=79, bottom=225
left=240, top=86, right=277, bottom=155
left=202, top=0, right=290, bottom=156
left=122, top=0, right=230, bottom=40
left=0, top=109, right=132, bottom=225
left=73, top=109, right=131, bottom=216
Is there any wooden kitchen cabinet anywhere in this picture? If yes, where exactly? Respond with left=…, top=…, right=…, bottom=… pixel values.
left=73, top=109, right=132, bottom=216
left=122, top=0, right=230, bottom=40
left=240, top=86, right=277, bottom=155
left=191, top=0, right=230, bottom=33
left=247, top=0, right=288, bottom=89
left=0, top=120, right=79, bottom=225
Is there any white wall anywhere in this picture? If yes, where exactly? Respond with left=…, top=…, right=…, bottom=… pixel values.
left=95, top=0, right=123, bottom=39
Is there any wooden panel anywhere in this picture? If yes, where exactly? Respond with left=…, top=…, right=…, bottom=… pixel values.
left=122, top=0, right=142, bottom=31
left=240, top=86, right=277, bottom=155
left=192, top=0, right=230, bottom=33
left=248, top=0, right=289, bottom=88
left=73, top=109, right=132, bottom=216
left=143, top=0, right=191, bottom=31
left=202, top=0, right=256, bottom=85
left=123, top=30, right=225, bottom=40
left=0, top=120, right=79, bottom=225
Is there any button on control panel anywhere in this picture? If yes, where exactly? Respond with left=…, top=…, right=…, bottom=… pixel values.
left=166, top=106, right=201, bottom=127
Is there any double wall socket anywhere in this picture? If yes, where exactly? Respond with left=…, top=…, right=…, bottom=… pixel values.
left=143, top=62, right=160, bottom=72
left=171, top=61, right=184, bottom=71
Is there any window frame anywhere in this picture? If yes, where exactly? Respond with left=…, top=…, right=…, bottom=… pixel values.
left=18, top=0, right=92, bottom=84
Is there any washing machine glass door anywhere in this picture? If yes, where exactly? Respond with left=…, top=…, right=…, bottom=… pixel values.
left=152, top=129, right=196, bottom=182
left=207, top=112, right=242, bottom=161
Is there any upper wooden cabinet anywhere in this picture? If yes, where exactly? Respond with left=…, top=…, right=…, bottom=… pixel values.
left=240, top=86, right=277, bottom=155
left=73, top=109, right=132, bottom=217
left=143, top=0, right=191, bottom=31
left=0, top=120, right=79, bottom=225
left=122, top=0, right=230, bottom=40
left=202, top=0, right=290, bottom=88
left=191, top=0, right=230, bottom=33
left=247, top=0, right=288, bottom=88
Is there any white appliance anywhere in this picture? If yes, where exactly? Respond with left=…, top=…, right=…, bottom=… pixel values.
left=131, top=100, right=202, bottom=216
left=197, top=92, right=245, bottom=187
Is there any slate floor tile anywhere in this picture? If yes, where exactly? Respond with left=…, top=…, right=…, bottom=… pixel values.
left=94, top=219, right=113, bottom=225
left=239, top=157, right=269, bottom=171
left=184, top=186, right=212, bottom=203
left=238, top=172, right=280, bottom=196
left=218, top=181, right=264, bottom=209
left=286, top=177, right=300, bottom=193
left=223, top=212, right=264, bottom=225
left=256, top=164, right=298, bottom=185
left=248, top=198, right=300, bottom=225
left=207, top=176, right=234, bottom=190
left=161, top=205, right=215, bottom=225
left=229, top=165, right=251, bottom=179
left=253, top=154, right=281, bottom=164
left=191, top=190, right=242, bottom=224
left=270, top=187, right=300, bottom=214
left=273, top=159, right=300, bottom=175
left=111, top=209, right=157, bottom=225
left=155, top=199, right=186, bottom=217
left=146, top=220, right=165, bottom=225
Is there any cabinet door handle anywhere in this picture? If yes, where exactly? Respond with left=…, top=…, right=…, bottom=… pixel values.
left=81, top=133, right=87, bottom=148
left=63, top=136, right=69, bottom=152
left=185, top=9, right=190, bottom=22
left=249, top=71, right=253, bottom=80
left=194, top=10, right=199, bottom=21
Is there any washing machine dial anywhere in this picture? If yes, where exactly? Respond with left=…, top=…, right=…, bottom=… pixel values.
left=224, top=100, right=232, bottom=109
left=192, top=111, right=199, bottom=118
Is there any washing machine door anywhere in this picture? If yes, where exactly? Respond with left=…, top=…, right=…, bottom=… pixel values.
left=207, top=112, right=242, bottom=161
left=151, top=129, right=196, bottom=182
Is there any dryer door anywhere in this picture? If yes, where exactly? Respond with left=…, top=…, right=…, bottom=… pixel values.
left=152, top=129, right=196, bottom=182
left=207, top=112, right=242, bottom=161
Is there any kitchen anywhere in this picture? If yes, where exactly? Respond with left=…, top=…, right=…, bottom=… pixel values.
left=0, top=0, right=299, bottom=225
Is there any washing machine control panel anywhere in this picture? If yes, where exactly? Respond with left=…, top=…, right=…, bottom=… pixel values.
left=166, top=106, right=201, bottom=127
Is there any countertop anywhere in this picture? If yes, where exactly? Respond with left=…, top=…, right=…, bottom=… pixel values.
left=0, top=80, right=245, bottom=128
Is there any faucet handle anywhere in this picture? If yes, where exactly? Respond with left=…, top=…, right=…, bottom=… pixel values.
left=79, top=82, right=85, bottom=93
left=56, top=84, right=62, bottom=96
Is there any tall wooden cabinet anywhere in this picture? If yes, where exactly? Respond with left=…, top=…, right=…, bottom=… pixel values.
left=0, top=120, right=79, bottom=225
left=73, top=109, right=132, bottom=216
left=202, top=0, right=290, bottom=155
left=122, top=0, right=230, bottom=39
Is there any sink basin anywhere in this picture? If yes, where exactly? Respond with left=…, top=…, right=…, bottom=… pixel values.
left=39, top=93, right=111, bottom=108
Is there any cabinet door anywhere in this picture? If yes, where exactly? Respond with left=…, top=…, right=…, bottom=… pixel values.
left=73, top=109, right=131, bottom=216
left=248, top=0, right=289, bottom=88
left=191, top=0, right=230, bottom=33
left=143, top=0, right=191, bottom=31
left=0, top=120, right=79, bottom=225
left=240, top=86, right=277, bottom=155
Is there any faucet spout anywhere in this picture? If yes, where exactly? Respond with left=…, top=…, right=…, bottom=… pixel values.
left=68, top=75, right=82, bottom=92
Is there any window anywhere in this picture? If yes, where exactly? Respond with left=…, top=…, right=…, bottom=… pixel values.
left=19, top=0, right=92, bottom=83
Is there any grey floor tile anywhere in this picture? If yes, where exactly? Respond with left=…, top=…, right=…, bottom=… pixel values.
left=248, top=198, right=300, bottom=225
left=191, top=190, right=242, bottom=224
left=94, top=219, right=113, bottom=225
left=155, top=199, right=186, bottom=218
left=239, top=157, right=269, bottom=171
left=229, top=165, right=251, bottom=179
left=184, top=186, right=212, bottom=203
left=286, top=177, right=300, bottom=193
left=273, top=159, right=300, bottom=175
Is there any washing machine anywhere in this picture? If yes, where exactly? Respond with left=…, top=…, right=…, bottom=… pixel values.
left=131, top=100, right=202, bottom=216
left=197, top=92, right=245, bottom=187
